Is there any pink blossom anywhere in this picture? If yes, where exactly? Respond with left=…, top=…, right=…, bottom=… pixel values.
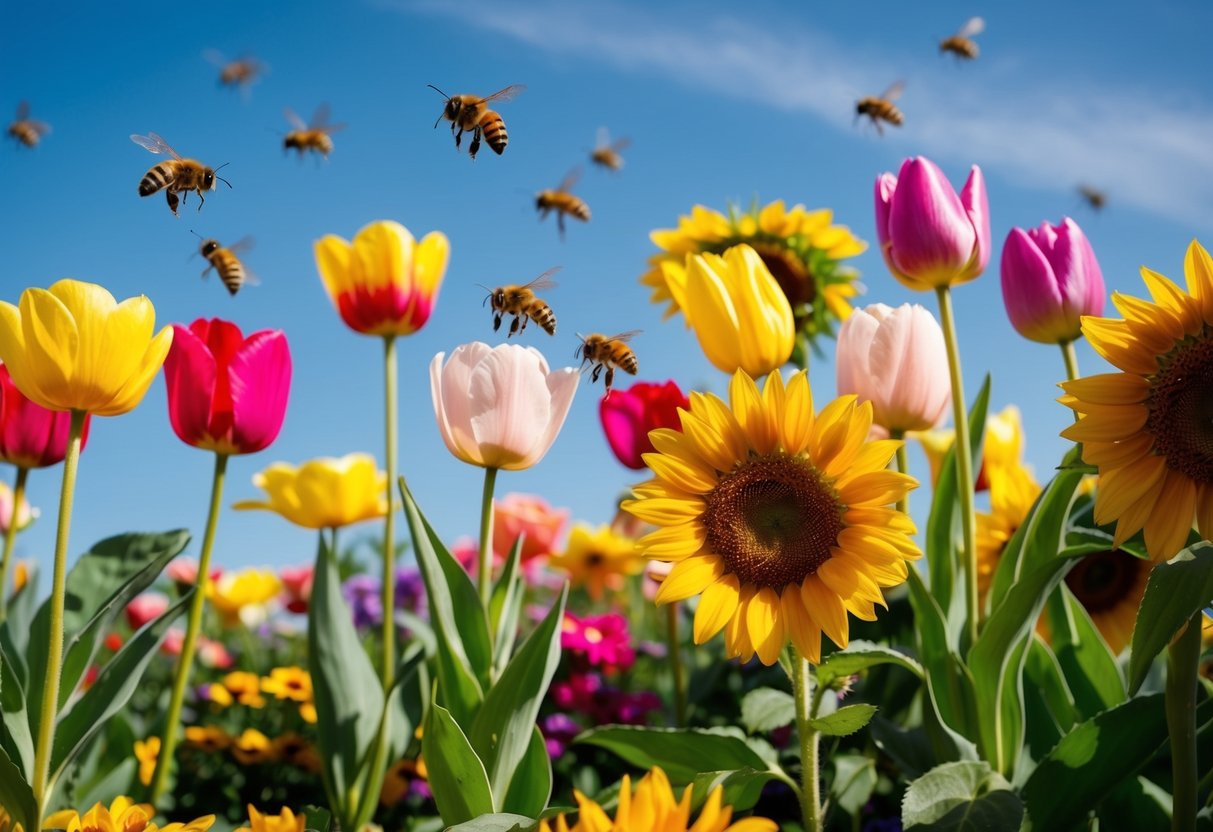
left=1000, top=217, right=1105, bottom=344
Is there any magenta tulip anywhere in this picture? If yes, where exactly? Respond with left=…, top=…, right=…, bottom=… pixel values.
left=599, top=380, right=689, bottom=470
left=875, top=156, right=991, bottom=290
left=163, top=318, right=291, bottom=456
left=0, top=364, right=90, bottom=469
left=1000, top=217, right=1105, bottom=344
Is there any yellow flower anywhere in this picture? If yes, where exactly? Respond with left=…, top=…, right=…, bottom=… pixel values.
left=133, top=737, right=159, bottom=787
left=260, top=666, right=312, bottom=702
left=663, top=245, right=794, bottom=377
left=314, top=220, right=449, bottom=337
left=915, top=405, right=1026, bottom=489
left=207, top=568, right=282, bottom=626
left=380, top=758, right=426, bottom=806
left=624, top=370, right=920, bottom=665
left=298, top=702, right=317, bottom=724
left=0, top=279, right=173, bottom=416
left=232, top=453, right=388, bottom=530
left=45, top=798, right=155, bottom=832
left=1060, top=549, right=1152, bottom=654
left=548, top=523, right=644, bottom=602
left=643, top=200, right=866, bottom=345
left=184, top=725, right=230, bottom=753
left=152, top=819, right=214, bottom=832
left=1060, top=240, right=1213, bottom=561
left=538, top=767, right=777, bottom=832
left=229, top=728, right=276, bottom=765
left=217, top=671, right=266, bottom=708
left=975, top=464, right=1042, bottom=600
left=234, top=806, right=304, bottom=832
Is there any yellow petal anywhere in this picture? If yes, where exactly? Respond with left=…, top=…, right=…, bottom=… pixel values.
left=1093, top=454, right=1167, bottom=526
left=637, top=523, right=706, bottom=560
left=94, top=325, right=173, bottom=416
left=801, top=576, right=849, bottom=648
left=655, top=554, right=724, bottom=604
left=625, top=495, right=706, bottom=526
left=729, top=370, right=777, bottom=455
left=1143, top=471, right=1196, bottom=562
left=21, top=286, right=78, bottom=410
left=643, top=452, right=718, bottom=494
left=1059, top=373, right=1149, bottom=405
left=1060, top=404, right=1148, bottom=443
left=693, top=573, right=740, bottom=643
left=314, top=233, right=354, bottom=298
left=781, top=371, right=814, bottom=454
left=780, top=586, right=823, bottom=663
left=1183, top=240, right=1213, bottom=325
left=746, top=586, right=785, bottom=665
left=838, top=470, right=917, bottom=507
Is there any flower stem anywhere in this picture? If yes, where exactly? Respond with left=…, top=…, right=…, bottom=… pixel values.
left=478, top=467, right=499, bottom=611
left=1060, top=340, right=1080, bottom=382
left=31, top=409, right=85, bottom=823
left=1166, top=611, right=1202, bottom=832
left=666, top=602, right=687, bottom=727
left=149, top=452, right=228, bottom=802
left=0, top=466, right=30, bottom=622
left=935, top=286, right=979, bottom=647
left=890, top=430, right=909, bottom=515
left=381, top=335, right=399, bottom=689
left=791, top=647, right=822, bottom=832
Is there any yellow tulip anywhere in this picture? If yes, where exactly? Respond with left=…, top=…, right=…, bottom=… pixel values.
left=0, top=280, right=172, bottom=416
left=207, top=568, right=282, bottom=625
left=232, top=453, right=388, bottom=530
left=667, top=245, right=794, bottom=376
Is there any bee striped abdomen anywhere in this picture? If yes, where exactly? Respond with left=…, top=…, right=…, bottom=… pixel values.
left=569, top=199, right=591, bottom=221
left=140, top=162, right=175, bottom=196
left=11, top=125, right=37, bottom=147
left=479, top=112, right=508, bottom=155
left=214, top=252, right=245, bottom=295
left=530, top=304, right=556, bottom=335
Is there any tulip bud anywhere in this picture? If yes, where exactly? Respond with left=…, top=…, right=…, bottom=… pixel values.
left=1000, top=217, right=1105, bottom=344
left=0, top=364, right=90, bottom=468
left=599, top=380, right=689, bottom=470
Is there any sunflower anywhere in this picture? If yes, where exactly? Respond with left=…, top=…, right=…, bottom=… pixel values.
left=642, top=200, right=866, bottom=345
left=916, top=404, right=1026, bottom=490
left=975, top=463, right=1041, bottom=601
left=539, top=766, right=777, bottom=832
left=1060, top=240, right=1213, bottom=560
left=1061, top=549, right=1152, bottom=655
left=548, top=523, right=645, bottom=602
left=623, top=370, right=920, bottom=665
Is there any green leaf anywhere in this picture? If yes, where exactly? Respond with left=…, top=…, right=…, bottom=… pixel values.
left=687, top=768, right=779, bottom=812
left=869, top=717, right=938, bottom=780
left=0, top=631, right=32, bottom=780
left=901, top=760, right=1022, bottom=831
left=1128, top=542, right=1213, bottom=694
left=500, top=726, right=552, bottom=818
left=50, top=589, right=191, bottom=785
left=423, top=700, right=494, bottom=825
left=1, top=564, right=38, bottom=658
left=1021, top=637, right=1074, bottom=762
left=399, top=477, right=486, bottom=725
left=906, top=569, right=979, bottom=750
left=815, top=640, right=924, bottom=688
left=0, top=743, right=36, bottom=832
left=490, top=536, right=526, bottom=675
left=445, top=815, right=536, bottom=832
left=577, top=726, right=769, bottom=783
left=1045, top=585, right=1125, bottom=718
left=1096, top=776, right=1172, bottom=831
left=832, top=753, right=878, bottom=816
left=739, top=687, right=795, bottom=734
left=471, top=586, right=567, bottom=811
left=810, top=703, right=877, bottom=737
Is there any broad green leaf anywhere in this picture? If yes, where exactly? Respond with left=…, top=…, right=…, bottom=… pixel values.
left=1097, top=776, right=1172, bottom=831
left=302, top=806, right=333, bottom=832
left=0, top=632, right=32, bottom=779
left=423, top=700, right=494, bottom=825
left=428, top=517, right=494, bottom=688
left=901, top=761, right=1022, bottom=831
left=688, top=768, right=779, bottom=812
left=832, top=753, right=877, bottom=816
left=1021, top=637, right=1073, bottom=763
left=1128, top=543, right=1213, bottom=694
left=577, top=726, right=769, bottom=783
left=869, top=717, right=938, bottom=780
left=0, top=743, right=36, bottom=832
left=1045, top=585, right=1125, bottom=718
left=470, top=586, right=567, bottom=811
left=445, top=815, right=536, bottom=832
left=500, top=726, right=552, bottom=818
left=50, top=589, right=191, bottom=785
left=490, top=536, right=526, bottom=675
left=739, top=687, right=795, bottom=734
left=906, top=569, right=978, bottom=750
left=400, top=478, right=486, bottom=725
left=816, top=640, right=924, bottom=688
left=810, top=703, right=877, bottom=737
left=2, top=564, right=38, bottom=657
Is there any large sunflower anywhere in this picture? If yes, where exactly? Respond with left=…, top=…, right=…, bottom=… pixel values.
left=642, top=200, right=866, bottom=345
left=1061, top=549, right=1151, bottom=655
left=623, top=370, right=920, bottom=665
left=1060, top=240, right=1213, bottom=560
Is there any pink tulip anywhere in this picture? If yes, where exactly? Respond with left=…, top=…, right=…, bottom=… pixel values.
left=599, top=380, right=689, bottom=470
left=430, top=342, right=579, bottom=471
left=493, top=493, right=569, bottom=562
left=126, top=592, right=169, bottom=630
left=836, top=303, right=951, bottom=434
left=0, top=363, right=90, bottom=469
left=875, top=156, right=991, bottom=290
left=0, top=480, right=33, bottom=534
left=163, top=318, right=292, bottom=456
left=1000, top=217, right=1105, bottom=344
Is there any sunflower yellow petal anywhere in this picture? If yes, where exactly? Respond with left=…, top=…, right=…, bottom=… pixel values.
left=655, top=554, right=724, bottom=604
left=694, top=573, right=740, bottom=643
left=838, top=470, right=918, bottom=507
left=800, top=576, right=849, bottom=649
left=780, top=586, right=823, bottom=663
left=1093, top=454, right=1167, bottom=526
left=1143, top=471, right=1196, bottom=562
left=1059, top=373, right=1150, bottom=405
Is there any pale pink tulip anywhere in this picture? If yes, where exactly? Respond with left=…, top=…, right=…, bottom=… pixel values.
left=837, top=303, right=951, bottom=434
left=127, top=592, right=169, bottom=630
left=0, top=480, right=34, bottom=533
left=430, top=342, right=579, bottom=471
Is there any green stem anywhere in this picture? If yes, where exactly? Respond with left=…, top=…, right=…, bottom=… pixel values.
left=0, top=466, right=30, bottom=622
left=666, top=602, right=687, bottom=727
left=1166, top=611, right=1201, bottom=832
left=381, top=335, right=398, bottom=689
left=935, top=286, right=979, bottom=647
left=1060, top=340, right=1080, bottom=383
left=477, top=467, right=499, bottom=611
left=791, top=648, right=822, bottom=832
left=31, top=409, right=85, bottom=823
left=890, top=430, right=908, bottom=516
left=149, top=452, right=228, bottom=801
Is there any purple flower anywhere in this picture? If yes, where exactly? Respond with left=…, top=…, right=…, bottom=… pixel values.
left=395, top=566, right=426, bottom=615
left=540, top=713, right=581, bottom=758
left=1000, top=217, right=1105, bottom=344
left=342, top=574, right=382, bottom=628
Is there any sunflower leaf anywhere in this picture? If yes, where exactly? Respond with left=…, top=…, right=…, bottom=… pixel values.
left=901, top=760, right=1022, bottom=831
left=816, top=640, right=923, bottom=688
left=576, top=726, right=768, bottom=783
left=1044, top=585, right=1125, bottom=718
left=688, top=768, right=779, bottom=812
left=1127, top=542, right=1213, bottom=695
left=739, top=687, right=795, bottom=733
left=810, top=703, right=877, bottom=737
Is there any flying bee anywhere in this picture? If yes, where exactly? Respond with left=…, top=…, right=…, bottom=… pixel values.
left=203, top=50, right=266, bottom=90
left=192, top=232, right=255, bottom=296
left=576, top=331, right=640, bottom=393
left=283, top=104, right=345, bottom=159
left=131, top=133, right=230, bottom=216
left=536, top=167, right=591, bottom=240
left=855, top=81, right=905, bottom=135
left=482, top=267, right=560, bottom=337
left=7, top=101, right=51, bottom=148
left=429, top=83, right=525, bottom=159
left=590, top=128, right=631, bottom=171
left=939, top=17, right=985, bottom=60
left=1077, top=184, right=1107, bottom=211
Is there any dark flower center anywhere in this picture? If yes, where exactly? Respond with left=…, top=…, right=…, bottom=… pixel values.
left=703, top=455, right=843, bottom=588
left=1147, top=330, right=1213, bottom=484
left=1065, top=549, right=1145, bottom=613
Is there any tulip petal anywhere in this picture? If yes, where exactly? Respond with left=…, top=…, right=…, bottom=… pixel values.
left=163, top=323, right=217, bottom=447
left=468, top=345, right=551, bottom=469
left=228, top=330, right=292, bottom=454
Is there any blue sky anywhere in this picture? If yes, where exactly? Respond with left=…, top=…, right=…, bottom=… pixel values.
left=2, top=0, right=1212, bottom=578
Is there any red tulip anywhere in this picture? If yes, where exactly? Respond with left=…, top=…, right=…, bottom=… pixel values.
left=598, top=380, right=689, bottom=470
left=163, top=318, right=291, bottom=455
left=0, top=363, right=90, bottom=468
left=280, top=564, right=314, bottom=614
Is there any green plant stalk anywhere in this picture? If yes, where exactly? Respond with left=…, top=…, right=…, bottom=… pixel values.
left=0, top=465, right=30, bottom=622
left=666, top=602, right=687, bottom=727
left=792, top=648, right=822, bottom=832
left=1060, top=340, right=1080, bottom=383
left=890, top=430, right=909, bottom=515
left=477, top=466, right=499, bottom=611
left=30, top=409, right=85, bottom=823
left=381, top=334, right=399, bottom=689
left=1166, top=611, right=1202, bottom=832
left=935, top=285, right=979, bottom=647
left=149, top=452, right=229, bottom=801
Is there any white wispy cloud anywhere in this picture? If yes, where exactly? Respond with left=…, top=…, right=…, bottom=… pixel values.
left=388, top=0, right=1213, bottom=228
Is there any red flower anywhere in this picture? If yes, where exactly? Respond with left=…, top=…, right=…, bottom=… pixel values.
left=0, top=363, right=90, bottom=468
left=598, top=380, right=688, bottom=470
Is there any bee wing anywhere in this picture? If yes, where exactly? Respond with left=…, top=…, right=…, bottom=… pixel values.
left=881, top=81, right=906, bottom=101
left=226, top=236, right=256, bottom=255
left=610, top=137, right=632, bottom=151
left=557, top=166, right=582, bottom=192
left=481, top=84, right=526, bottom=104
left=309, top=102, right=332, bottom=129
left=284, top=107, right=308, bottom=131
left=956, top=16, right=985, bottom=38
left=131, top=132, right=182, bottom=159
left=28, top=119, right=51, bottom=136
left=202, top=48, right=228, bottom=67
left=320, top=122, right=348, bottom=135
left=523, top=266, right=562, bottom=291
left=606, top=329, right=642, bottom=343
left=596, top=126, right=610, bottom=149
left=15, top=100, right=29, bottom=120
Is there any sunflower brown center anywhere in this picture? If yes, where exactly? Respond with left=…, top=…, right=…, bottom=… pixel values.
left=1064, top=549, right=1144, bottom=613
left=702, top=455, right=843, bottom=588
left=1147, top=331, right=1213, bottom=483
